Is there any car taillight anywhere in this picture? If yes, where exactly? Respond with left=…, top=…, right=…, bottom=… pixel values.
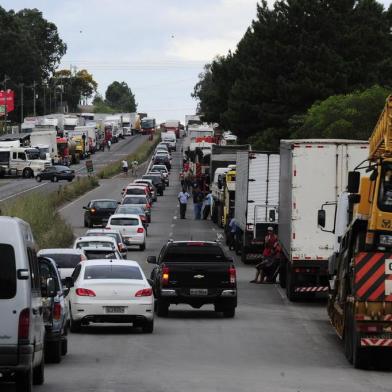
left=137, top=227, right=144, bottom=233
left=135, top=288, right=153, bottom=297
left=162, top=266, right=169, bottom=286
left=18, top=308, right=30, bottom=340
left=76, top=288, right=96, bottom=297
left=229, top=266, right=236, bottom=285
left=53, top=303, right=62, bottom=320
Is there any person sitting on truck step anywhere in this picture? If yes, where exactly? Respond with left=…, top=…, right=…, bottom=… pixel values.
left=250, top=242, right=282, bottom=284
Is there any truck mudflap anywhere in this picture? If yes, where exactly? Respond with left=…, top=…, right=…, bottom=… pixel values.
left=294, top=286, right=329, bottom=293
left=354, top=252, right=392, bottom=301
left=361, top=338, right=392, bottom=347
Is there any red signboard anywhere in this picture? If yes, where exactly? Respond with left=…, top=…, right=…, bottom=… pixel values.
left=0, top=90, right=15, bottom=114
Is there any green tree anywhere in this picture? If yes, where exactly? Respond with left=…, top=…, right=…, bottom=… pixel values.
left=92, top=94, right=116, bottom=113
left=105, top=81, right=137, bottom=112
left=292, top=85, right=390, bottom=140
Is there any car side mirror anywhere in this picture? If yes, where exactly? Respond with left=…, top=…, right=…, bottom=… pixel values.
left=269, top=210, right=276, bottom=222
left=64, top=276, right=74, bottom=288
left=347, top=171, right=360, bottom=193
left=317, top=209, right=326, bottom=228
left=42, top=277, right=56, bottom=298
left=82, top=206, right=88, bottom=210
left=147, top=256, right=157, bottom=264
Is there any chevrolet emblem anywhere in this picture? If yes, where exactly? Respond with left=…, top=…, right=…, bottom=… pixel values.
left=194, top=274, right=204, bottom=279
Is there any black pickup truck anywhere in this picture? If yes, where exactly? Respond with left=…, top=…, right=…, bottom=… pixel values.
left=147, top=241, right=237, bottom=318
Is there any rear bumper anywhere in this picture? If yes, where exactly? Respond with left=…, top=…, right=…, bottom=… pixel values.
left=0, top=345, right=33, bottom=372
left=122, top=234, right=145, bottom=246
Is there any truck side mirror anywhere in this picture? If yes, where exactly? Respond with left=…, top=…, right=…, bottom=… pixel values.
left=269, top=210, right=276, bottom=222
left=370, top=169, right=378, bottom=182
left=347, top=171, right=360, bottom=193
left=317, top=209, right=326, bottom=228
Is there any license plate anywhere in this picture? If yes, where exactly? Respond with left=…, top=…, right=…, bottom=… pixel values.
left=190, top=289, right=208, bottom=296
left=247, top=254, right=262, bottom=260
left=105, top=306, right=125, bottom=313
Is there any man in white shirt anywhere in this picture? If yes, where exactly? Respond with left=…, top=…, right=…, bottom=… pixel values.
left=122, top=160, right=128, bottom=176
left=178, top=188, right=190, bottom=219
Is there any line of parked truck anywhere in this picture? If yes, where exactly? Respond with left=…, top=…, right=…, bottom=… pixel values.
left=183, top=102, right=392, bottom=369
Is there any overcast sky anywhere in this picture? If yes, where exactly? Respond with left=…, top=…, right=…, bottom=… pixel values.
left=3, top=0, right=392, bottom=123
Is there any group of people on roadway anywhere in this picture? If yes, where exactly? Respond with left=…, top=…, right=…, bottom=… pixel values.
left=178, top=187, right=212, bottom=220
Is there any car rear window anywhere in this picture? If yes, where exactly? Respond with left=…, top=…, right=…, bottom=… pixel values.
left=126, top=188, right=144, bottom=195
left=93, top=201, right=117, bottom=209
left=76, top=241, right=114, bottom=249
left=85, top=251, right=117, bottom=260
left=116, top=206, right=144, bottom=215
left=163, top=245, right=226, bottom=262
left=43, top=253, right=82, bottom=268
left=0, top=244, right=16, bottom=299
left=123, top=197, right=146, bottom=204
left=86, top=232, right=120, bottom=242
left=110, top=218, right=139, bottom=226
left=84, top=265, right=143, bottom=280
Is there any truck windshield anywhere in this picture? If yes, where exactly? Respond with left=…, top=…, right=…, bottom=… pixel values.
left=378, top=164, right=392, bottom=212
left=26, top=149, right=41, bottom=159
left=163, top=245, right=226, bottom=262
left=0, top=244, right=16, bottom=299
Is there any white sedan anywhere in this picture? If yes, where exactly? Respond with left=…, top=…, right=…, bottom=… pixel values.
left=67, top=260, right=154, bottom=333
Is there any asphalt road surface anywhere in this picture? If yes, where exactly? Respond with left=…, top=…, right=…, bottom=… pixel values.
left=4, top=141, right=392, bottom=392
left=0, top=134, right=147, bottom=203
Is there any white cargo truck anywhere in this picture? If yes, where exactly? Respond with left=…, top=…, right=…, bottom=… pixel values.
left=234, top=151, right=280, bottom=263
left=278, top=139, right=368, bottom=301
left=29, top=129, right=58, bottom=162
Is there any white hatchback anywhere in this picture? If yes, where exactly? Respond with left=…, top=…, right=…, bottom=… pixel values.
left=106, top=214, right=146, bottom=250
left=67, top=260, right=154, bottom=333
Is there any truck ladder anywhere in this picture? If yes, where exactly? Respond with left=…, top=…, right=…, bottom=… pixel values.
left=369, top=95, right=392, bottom=160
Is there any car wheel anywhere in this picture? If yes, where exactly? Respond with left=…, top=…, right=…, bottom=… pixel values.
left=33, top=354, right=45, bottom=385
left=61, top=337, right=68, bottom=356
left=84, top=219, right=88, bottom=228
left=46, top=340, right=61, bottom=364
left=53, top=175, right=58, bottom=182
left=70, top=311, right=82, bottom=333
left=142, top=319, right=154, bottom=333
left=223, top=307, right=236, bottom=318
left=36, top=175, right=42, bottom=182
left=16, top=366, right=33, bottom=392
left=156, top=299, right=169, bottom=317
left=140, top=242, right=146, bottom=251
left=22, top=168, right=33, bottom=179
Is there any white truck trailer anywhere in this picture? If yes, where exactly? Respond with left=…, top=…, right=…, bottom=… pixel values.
left=234, top=151, right=280, bottom=263
left=29, top=128, right=58, bottom=162
left=278, top=139, right=368, bottom=301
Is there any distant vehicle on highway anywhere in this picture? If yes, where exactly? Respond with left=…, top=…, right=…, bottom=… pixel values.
left=38, top=248, right=86, bottom=282
left=65, top=260, right=154, bottom=333
left=83, top=199, right=118, bottom=228
left=133, top=179, right=157, bottom=201
left=148, top=240, right=237, bottom=318
left=152, top=154, right=171, bottom=170
left=106, top=214, right=146, bottom=250
left=116, top=204, right=149, bottom=229
left=85, top=229, right=127, bottom=258
left=121, top=195, right=151, bottom=221
left=35, top=165, right=75, bottom=182
left=142, top=174, right=165, bottom=195
left=150, top=164, right=169, bottom=185
left=73, top=235, right=121, bottom=255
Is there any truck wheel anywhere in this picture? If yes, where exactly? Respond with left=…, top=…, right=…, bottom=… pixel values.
left=46, top=340, right=62, bottom=364
left=22, top=168, right=33, bottom=178
left=16, top=366, right=33, bottom=392
left=279, top=259, right=287, bottom=289
left=142, top=319, right=154, bottom=333
left=353, top=322, right=368, bottom=369
left=223, top=307, right=235, bottom=318
left=286, top=264, right=298, bottom=302
left=156, top=299, right=169, bottom=317
left=33, top=354, right=44, bottom=385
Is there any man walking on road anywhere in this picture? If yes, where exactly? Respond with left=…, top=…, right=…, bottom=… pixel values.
left=122, top=160, right=128, bottom=176
left=178, top=188, right=190, bottom=219
left=192, top=187, right=204, bottom=220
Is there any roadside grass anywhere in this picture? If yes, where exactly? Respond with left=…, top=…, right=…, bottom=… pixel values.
left=98, top=133, right=160, bottom=179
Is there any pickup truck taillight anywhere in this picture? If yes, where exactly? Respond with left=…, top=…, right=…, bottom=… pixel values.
left=162, top=266, right=169, bottom=286
left=229, top=266, right=236, bottom=285
left=18, top=308, right=30, bottom=340
left=53, top=303, right=62, bottom=320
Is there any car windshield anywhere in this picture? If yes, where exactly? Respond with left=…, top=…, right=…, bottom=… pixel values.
left=76, top=241, right=114, bottom=249
left=116, top=206, right=144, bottom=215
left=84, top=251, right=118, bottom=260
left=110, top=218, right=139, bottom=226
left=163, top=245, right=227, bottom=262
left=84, top=265, right=143, bottom=280
left=0, top=244, right=16, bottom=299
left=123, top=197, right=146, bottom=204
left=86, top=232, right=120, bottom=242
left=93, top=201, right=117, bottom=209
left=43, top=253, right=81, bottom=268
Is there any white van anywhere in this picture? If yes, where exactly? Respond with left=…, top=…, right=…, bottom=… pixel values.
left=0, top=217, right=52, bottom=391
left=162, top=132, right=176, bottom=151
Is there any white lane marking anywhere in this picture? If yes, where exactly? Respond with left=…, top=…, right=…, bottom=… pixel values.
left=58, top=184, right=101, bottom=213
left=0, top=182, right=48, bottom=202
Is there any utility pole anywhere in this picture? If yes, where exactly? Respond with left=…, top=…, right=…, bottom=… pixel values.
left=33, top=81, right=37, bottom=116
left=20, top=83, right=24, bottom=125
left=43, top=83, right=46, bottom=115
left=3, top=75, right=10, bottom=133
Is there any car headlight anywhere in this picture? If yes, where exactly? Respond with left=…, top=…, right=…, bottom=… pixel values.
left=379, top=234, right=392, bottom=246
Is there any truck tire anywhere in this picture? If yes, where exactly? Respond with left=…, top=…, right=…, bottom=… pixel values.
left=286, top=264, right=298, bottom=302
left=344, top=306, right=354, bottom=364
left=33, top=354, right=45, bottom=385
left=241, top=249, right=249, bottom=264
left=279, top=259, right=287, bottom=288
left=61, top=337, right=68, bottom=356
left=22, top=168, right=33, bottom=178
left=16, top=366, right=33, bottom=392
left=46, top=340, right=61, bottom=364
left=353, top=322, right=368, bottom=369
left=156, top=299, right=169, bottom=317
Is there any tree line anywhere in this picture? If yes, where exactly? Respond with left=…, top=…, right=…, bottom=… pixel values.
left=0, top=6, right=137, bottom=124
left=192, top=0, right=392, bottom=149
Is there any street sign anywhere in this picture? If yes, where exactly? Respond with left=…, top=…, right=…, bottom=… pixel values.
left=0, top=90, right=14, bottom=113
left=85, top=159, right=94, bottom=173
left=0, top=106, right=5, bottom=114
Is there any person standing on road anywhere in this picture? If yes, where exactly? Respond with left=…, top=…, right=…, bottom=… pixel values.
left=178, top=188, right=190, bottom=219
left=122, top=160, right=128, bottom=176
left=131, top=160, right=139, bottom=175
left=228, top=217, right=238, bottom=250
left=192, top=187, right=204, bottom=220
left=203, top=190, right=212, bottom=220
left=107, top=139, right=111, bottom=151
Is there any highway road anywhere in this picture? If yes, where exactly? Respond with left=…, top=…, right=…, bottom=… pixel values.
left=0, top=134, right=148, bottom=203
left=4, top=141, right=392, bottom=392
